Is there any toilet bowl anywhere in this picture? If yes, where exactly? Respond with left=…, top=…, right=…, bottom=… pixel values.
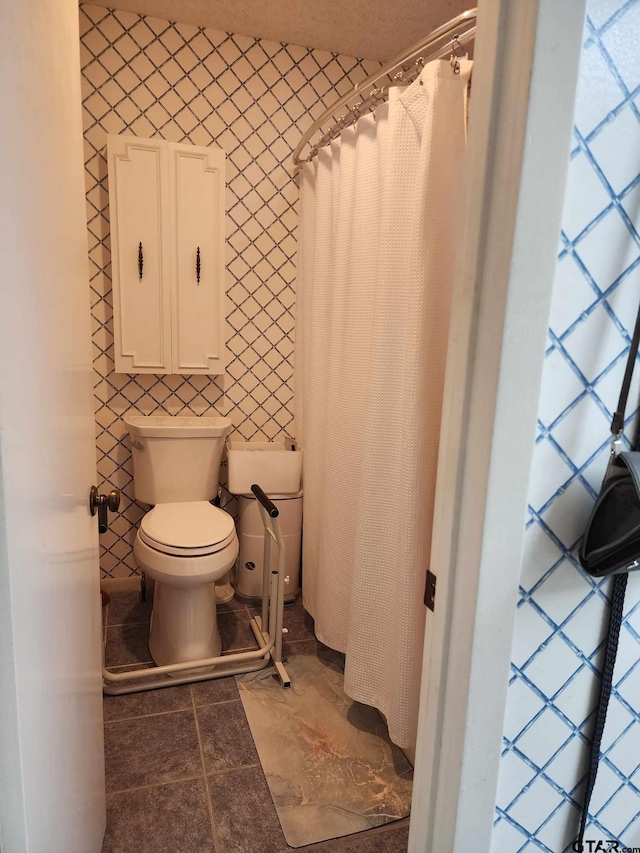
left=133, top=501, right=239, bottom=666
left=124, top=414, right=237, bottom=669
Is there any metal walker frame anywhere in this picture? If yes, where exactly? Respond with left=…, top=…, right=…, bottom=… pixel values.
left=102, top=484, right=291, bottom=695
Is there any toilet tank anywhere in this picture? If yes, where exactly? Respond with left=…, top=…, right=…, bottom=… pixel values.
left=123, top=415, right=232, bottom=505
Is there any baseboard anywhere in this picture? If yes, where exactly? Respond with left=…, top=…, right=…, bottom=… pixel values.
left=100, top=575, right=154, bottom=594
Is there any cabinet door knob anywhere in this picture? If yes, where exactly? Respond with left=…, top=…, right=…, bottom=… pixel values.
left=196, top=246, right=201, bottom=284
left=138, top=242, right=143, bottom=280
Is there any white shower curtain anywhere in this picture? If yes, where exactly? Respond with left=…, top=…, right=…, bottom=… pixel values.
left=294, top=59, right=472, bottom=748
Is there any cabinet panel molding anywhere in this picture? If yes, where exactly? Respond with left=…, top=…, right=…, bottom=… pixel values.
left=169, top=143, right=227, bottom=374
left=107, top=133, right=228, bottom=376
left=107, top=135, right=172, bottom=373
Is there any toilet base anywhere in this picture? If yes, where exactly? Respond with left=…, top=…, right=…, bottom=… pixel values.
left=149, top=581, right=221, bottom=670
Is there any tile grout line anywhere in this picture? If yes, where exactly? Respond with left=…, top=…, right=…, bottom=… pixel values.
left=106, top=772, right=206, bottom=798
left=191, top=685, right=222, bottom=853
left=203, top=762, right=263, bottom=778
left=282, top=635, right=318, bottom=645
left=105, top=696, right=244, bottom=725
left=193, top=697, right=244, bottom=710
left=104, top=706, right=195, bottom=725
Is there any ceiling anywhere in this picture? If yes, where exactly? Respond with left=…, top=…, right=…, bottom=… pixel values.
left=85, top=0, right=472, bottom=61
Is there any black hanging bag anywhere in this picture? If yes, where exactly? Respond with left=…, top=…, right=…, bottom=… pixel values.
left=576, top=295, right=640, bottom=847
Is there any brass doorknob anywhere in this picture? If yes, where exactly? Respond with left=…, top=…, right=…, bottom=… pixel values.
left=90, top=486, right=121, bottom=534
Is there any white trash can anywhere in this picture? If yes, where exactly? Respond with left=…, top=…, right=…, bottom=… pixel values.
left=236, top=490, right=302, bottom=603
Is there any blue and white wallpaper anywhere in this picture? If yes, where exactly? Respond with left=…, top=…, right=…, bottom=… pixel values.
left=492, top=1, right=640, bottom=850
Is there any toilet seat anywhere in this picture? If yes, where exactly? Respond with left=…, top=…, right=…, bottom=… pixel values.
left=139, top=501, right=236, bottom=557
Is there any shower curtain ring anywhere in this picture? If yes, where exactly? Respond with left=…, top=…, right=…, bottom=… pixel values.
left=450, top=34, right=463, bottom=74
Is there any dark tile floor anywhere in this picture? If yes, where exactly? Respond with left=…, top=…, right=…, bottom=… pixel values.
left=102, top=589, right=409, bottom=853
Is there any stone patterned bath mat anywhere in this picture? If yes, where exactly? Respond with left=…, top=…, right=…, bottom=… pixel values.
left=237, top=640, right=413, bottom=848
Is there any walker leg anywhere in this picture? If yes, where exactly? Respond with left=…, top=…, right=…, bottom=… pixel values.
left=273, top=660, right=291, bottom=688
left=273, top=548, right=286, bottom=663
left=261, top=522, right=270, bottom=641
left=254, top=491, right=292, bottom=690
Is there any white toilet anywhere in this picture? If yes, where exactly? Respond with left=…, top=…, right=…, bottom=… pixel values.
left=124, top=414, right=238, bottom=668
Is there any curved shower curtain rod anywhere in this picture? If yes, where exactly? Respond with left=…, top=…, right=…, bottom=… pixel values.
left=292, top=7, right=477, bottom=167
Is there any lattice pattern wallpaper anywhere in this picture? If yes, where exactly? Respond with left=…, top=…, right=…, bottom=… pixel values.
left=79, top=4, right=379, bottom=578
left=492, top=1, right=640, bottom=850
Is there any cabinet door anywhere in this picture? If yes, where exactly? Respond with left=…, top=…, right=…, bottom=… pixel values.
left=169, top=143, right=227, bottom=374
left=107, top=135, right=171, bottom=373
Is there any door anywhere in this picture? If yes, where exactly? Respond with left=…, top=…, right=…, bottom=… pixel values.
left=0, top=2, right=106, bottom=852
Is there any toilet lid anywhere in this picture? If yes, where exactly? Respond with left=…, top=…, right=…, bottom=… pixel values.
left=139, top=502, right=236, bottom=555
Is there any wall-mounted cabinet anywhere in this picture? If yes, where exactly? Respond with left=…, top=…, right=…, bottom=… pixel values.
left=107, top=134, right=227, bottom=374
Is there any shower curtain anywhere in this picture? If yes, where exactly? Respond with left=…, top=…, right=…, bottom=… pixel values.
left=294, top=59, right=472, bottom=748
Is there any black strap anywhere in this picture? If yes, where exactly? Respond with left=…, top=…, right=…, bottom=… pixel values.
left=577, top=298, right=640, bottom=843
left=577, top=572, right=628, bottom=845
left=611, top=301, right=640, bottom=436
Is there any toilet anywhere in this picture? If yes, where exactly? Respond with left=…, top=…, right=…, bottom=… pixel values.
left=124, top=415, right=239, bottom=668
